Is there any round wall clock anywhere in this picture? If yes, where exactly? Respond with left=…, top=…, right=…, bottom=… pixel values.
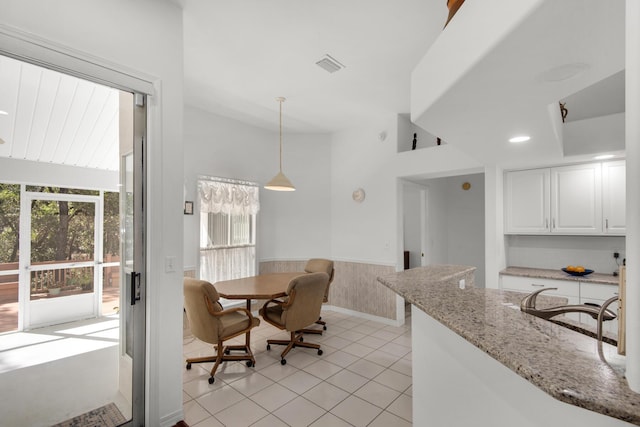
left=352, top=188, right=366, bottom=203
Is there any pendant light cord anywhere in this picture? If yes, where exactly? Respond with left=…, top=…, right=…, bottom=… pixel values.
left=277, top=97, right=285, bottom=172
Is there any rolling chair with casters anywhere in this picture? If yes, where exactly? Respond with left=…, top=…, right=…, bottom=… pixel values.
left=299, top=259, right=334, bottom=335
left=259, top=272, right=329, bottom=365
left=183, top=277, right=259, bottom=384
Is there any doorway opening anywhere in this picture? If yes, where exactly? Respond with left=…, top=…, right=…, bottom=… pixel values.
left=0, top=52, right=146, bottom=426
left=401, top=172, right=486, bottom=287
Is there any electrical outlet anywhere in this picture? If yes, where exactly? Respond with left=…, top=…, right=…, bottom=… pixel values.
left=614, top=252, right=620, bottom=259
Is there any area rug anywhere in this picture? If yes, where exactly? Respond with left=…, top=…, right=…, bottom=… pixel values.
left=51, top=402, right=127, bottom=427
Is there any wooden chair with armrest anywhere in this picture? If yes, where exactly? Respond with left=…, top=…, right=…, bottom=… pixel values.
left=183, top=277, right=259, bottom=384
left=299, top=258, right=334, bottom=335
left=259, top=272, right=329, bottom=365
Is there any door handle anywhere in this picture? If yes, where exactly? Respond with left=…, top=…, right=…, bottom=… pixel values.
left=130, top=272, right=140, bottom=305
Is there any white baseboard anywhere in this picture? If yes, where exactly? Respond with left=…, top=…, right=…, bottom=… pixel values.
left=159, top=409, right=183, bottom=427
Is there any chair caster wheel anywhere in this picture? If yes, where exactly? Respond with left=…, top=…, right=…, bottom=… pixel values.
left=317, top=349, right=323, bottom=356
left=208, top=377, right=215, bottom=384
left=266, top=344, right=271, bottom=350
left=299, top=337, right=304, bottom=342
left=323, top=326, right=327, bottom=330
left=186, top=363, right=192, bottom=370
left=280, top=359, right=287, bottom=365
left=224, top=349, right=230, bottom=355
left=246, top=361, right=254, bottom=367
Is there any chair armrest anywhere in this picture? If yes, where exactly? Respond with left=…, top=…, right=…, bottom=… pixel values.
left=261, top=290, right=296, bottom=311
left=204, top=295, right=256, bottom=320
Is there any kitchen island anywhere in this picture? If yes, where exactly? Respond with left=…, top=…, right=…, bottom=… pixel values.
left=378, top=265, right=639, bottom=427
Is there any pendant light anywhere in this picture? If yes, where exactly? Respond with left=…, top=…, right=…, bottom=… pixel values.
left=265, top=97, right=296, bottom=191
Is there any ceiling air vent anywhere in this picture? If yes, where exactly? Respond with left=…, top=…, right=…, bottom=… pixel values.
left=316, top=54, right=345, bottom=73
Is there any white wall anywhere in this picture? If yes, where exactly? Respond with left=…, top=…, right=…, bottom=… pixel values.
left=446, top=174, right=485, bottom=287
left=506, top=235, right=625, bottom=275
left=425, top=179, right=449, bottom=265
left=0, top=1, right=185, bottom=425
left=402, top=184, right=423, bottom=269
left=331, top=116, right=484, bottom=270
left=423, top=173, right=486, bottom=287
left=330, top=119, right=399, bottom=265
left=183, top=106, right=332, bottom=270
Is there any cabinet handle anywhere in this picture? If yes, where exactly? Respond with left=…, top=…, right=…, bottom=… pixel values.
left=605, top=219, right=609, bottom=229
left=531, top=284, right=545, bottom=287
left=545, top=219, right=549, bottom=229
left=552, top=219, right=556, bottom=229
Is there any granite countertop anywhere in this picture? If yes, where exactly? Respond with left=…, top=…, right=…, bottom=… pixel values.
left=501, top=266, right=619, bottom=285
left=378, top=265, right=640, bottom=426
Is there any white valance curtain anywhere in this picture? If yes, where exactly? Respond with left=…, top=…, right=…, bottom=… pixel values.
left=198, top=180, right=260, bottom=215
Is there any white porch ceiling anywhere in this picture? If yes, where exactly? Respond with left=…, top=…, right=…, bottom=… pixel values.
left=0, top=55, right=119, bottom=171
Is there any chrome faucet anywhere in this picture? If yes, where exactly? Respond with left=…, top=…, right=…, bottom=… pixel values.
left=520, top=287, right=617, bottom=322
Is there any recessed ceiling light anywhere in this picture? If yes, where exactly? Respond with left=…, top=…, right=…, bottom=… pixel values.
left=509, top=136, right=530, bottom=143
left=0, top=110, right=8, bottom=116
left=594, top=154, right=615, bottom=160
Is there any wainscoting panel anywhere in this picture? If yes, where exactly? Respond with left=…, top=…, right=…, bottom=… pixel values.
left=259, top=260, right=398, bottom=320
left=259, top=260, right=306, bottom=274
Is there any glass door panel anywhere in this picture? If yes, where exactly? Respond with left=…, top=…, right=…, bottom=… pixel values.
left=102, top=191, right=121, bottom=315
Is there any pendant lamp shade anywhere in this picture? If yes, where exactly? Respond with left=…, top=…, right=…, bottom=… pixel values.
left=265, top=97, right=295, bottom=191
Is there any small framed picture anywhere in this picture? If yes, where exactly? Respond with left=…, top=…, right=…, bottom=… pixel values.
left=184, top=201, right=194, bottom=215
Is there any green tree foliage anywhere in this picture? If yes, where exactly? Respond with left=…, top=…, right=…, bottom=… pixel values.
left=0, top=184, right=20, bottom=263
left=0, top=185, right=120, bottom=264
left=27, top=187, right=95, bottom=262
left=104, top=191, right=120, bottom=257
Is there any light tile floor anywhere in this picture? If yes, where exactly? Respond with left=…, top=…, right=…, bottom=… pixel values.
left=183, top=309, right=412, bottom=427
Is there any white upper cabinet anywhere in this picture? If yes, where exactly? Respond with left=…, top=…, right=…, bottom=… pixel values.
left=601, top=160, right=626, bottom=234
left=505, top=161, right=624, bottom=235
left=504, top=168, right=550, bottom=233
left=551, top=163, right=602, bottom=234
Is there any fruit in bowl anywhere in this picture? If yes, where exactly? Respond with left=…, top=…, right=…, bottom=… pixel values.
left=562, top=265, right=593, bottom=276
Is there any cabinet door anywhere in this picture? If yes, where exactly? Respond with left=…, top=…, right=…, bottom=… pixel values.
left=501, top=276, right=579, bottom=300
left=580, top=282, right=619, bottom=333
left=602, top=160, right=626, bottom=234
left=501, top=276, right=580, bottom=322
left=551, top=163, right=602, bottom=234
left=505, top=169, right=550, bottom=233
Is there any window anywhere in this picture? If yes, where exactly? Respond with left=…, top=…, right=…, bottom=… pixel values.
left=200, top=213, right=255, bottom=249
left=198, top=178, right=260, bottom=284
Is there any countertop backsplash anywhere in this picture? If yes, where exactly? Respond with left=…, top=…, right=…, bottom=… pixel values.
left=506, top=234, right=625, bottom=275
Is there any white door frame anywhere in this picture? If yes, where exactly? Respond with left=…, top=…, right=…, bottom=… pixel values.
left=0, top=27, right=154, bottom=426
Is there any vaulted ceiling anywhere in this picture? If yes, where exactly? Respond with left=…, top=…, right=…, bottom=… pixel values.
left=0, top=0, right=627, bottom=172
